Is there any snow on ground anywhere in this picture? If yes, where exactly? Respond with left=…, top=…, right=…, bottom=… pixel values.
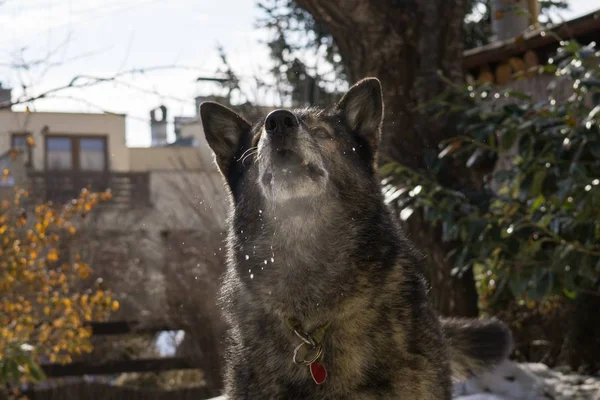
left=207, top=361, right=600, bottom=399
left=454, top=361, right=600, bottom=400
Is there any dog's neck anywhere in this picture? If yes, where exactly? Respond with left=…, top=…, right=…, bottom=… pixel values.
left=230, top=194, right=395, bottom=320
left=244, top=195, right=361, bottom=264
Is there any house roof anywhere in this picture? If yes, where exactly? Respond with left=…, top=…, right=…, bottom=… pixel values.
left=464, top=9, right=600, bottom=71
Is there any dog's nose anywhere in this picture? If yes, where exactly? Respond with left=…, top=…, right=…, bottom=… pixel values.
left=265, top=109, right=299, bottom=136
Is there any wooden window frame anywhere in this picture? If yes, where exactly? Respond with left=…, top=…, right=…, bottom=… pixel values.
left=44, top=135, right=110, bottom=171
left=11, top=132, right=33, bottom=168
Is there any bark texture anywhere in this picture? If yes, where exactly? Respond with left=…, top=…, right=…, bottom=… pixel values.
left=295, top=0, right=479, bottom=317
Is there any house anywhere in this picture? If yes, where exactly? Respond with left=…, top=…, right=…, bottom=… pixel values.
left=0, top=88, right=229, bottom=223
left=463, top=7, right=600, bottom=103
left=0, top=108, right=148, bottom=204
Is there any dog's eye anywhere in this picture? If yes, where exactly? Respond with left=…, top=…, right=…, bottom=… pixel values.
left=311, top=127, right=330, bottom=139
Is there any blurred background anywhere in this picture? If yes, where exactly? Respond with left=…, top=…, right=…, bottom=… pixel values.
left=1, top=0, right=600, bottom=399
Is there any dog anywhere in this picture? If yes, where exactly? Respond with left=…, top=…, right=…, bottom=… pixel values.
left=200, top=77, right=512, bottom=399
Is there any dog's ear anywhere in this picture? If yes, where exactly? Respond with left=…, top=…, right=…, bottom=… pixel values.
left=335, top=77, right=383, bottom=151
left=200, top=102, right=251, bottom=173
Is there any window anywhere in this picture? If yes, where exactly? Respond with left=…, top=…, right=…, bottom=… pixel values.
left=11, top=133, right=33, bottom=167
left=47, top=137, right=73, bottom=170
left=45, top=136, right=107, bottom=171
left=79, top=138, right=106, bottom=171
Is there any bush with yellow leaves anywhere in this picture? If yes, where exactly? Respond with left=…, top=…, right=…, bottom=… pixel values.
left=0, top=185, right=118, bottom=393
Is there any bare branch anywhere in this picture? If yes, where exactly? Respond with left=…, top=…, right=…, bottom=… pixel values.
left=1, top=64, right=214, bottom=110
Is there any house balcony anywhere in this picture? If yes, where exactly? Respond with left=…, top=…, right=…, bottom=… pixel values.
left=28, top=170, right=151, bottom=208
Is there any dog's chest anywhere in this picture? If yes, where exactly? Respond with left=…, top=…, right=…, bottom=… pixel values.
left=239, top=309, right=388, bottom=395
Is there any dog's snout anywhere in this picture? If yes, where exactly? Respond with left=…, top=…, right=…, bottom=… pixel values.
left=265, top=109, right=299, bottom=136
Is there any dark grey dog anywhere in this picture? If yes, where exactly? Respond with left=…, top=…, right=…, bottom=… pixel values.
left=200, top=77, right=512, bottom=399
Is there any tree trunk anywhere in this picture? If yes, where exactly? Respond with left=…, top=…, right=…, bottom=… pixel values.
left=295, top=0, right=479, bottom=317
left=562, top=290, right=600, bottom=373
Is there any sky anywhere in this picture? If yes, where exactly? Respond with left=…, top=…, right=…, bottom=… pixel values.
left=1, top=0, right=599, bottom=147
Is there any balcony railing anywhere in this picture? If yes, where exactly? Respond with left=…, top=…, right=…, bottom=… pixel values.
left=28, top=171, right=151, bottom=208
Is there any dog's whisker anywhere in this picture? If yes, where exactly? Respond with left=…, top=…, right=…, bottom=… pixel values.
left=240, top=146, right=258, bottom=159
left=239, top=147, right=258, bottom=166
left=241, top=150, right=258, bottom=166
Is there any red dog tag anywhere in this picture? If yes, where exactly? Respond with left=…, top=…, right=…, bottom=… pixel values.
left=310, top=361, right=327, bottom=384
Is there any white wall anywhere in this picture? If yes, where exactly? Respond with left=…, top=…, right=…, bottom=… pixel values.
left=0, top=110, right=129, bottom=171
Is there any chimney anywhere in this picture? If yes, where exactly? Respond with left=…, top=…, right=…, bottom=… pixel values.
left=0, top=82, right=12, bottom=111
left=491, top=0, right=539, bottom=41
left=150, top=105, right=168, bottom=147
left=173, top=116, right=184, bottom=140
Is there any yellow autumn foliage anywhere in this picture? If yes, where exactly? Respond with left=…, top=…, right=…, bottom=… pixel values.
left=0, top=185, right=117, bottom=386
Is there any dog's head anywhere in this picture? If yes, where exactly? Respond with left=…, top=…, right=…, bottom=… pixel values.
left=202, top=79, right=388, bottom=313
left=200, top=78, right=383, bottom=209
left=201, top=78, right=384, bottom=211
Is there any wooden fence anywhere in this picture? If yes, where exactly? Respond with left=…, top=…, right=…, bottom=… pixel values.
left=40, top=321, right=195, bottom=378
left=19, top=320, right=219, bottom=400
left=28, top=171, right=151, bottom=208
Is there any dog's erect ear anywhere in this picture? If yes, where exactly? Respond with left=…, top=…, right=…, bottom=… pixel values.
left=335, top=77, right=383, bottom=150
left=200, top=102, right=251, bottom=172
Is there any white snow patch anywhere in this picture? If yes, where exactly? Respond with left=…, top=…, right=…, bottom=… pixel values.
left=207, top=362, right=600, bottom=400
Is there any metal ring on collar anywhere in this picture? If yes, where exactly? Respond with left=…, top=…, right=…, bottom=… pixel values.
left=293, top=342, right=323, bottom=365
left=293, top=329, right=316, bottom=347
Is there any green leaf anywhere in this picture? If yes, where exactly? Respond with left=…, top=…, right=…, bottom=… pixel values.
left=537, top=214, right=552, bottom=228
left=508, top=272, right=527, bottom=297
left=581, top=78, right=600, bottom=89
left=505, top=90, right=532, bottom=101
left=527, top=270, right=553, bottom=301
left=579, top=255, right=596, bottom=283
left=563, top=40, right=581, bottom=54
left=500, top=129, right=518, bottom=152
left=488, top=131, right=497, bottom=149
left=518, top=120, right=534, bottom=131
left=530, top=195, right=545, bottom=212
left=2, top=359, right=20, bottom=386
left=27, top=360, right=46, bottom=382
left=438, top=141, right=462, bottom=159
left=586, top=105, right=600, bottom=121
left=530, top=169, right=547, bottom=197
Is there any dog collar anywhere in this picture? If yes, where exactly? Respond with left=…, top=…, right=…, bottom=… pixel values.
left=286, top=318, right=330, bottom=385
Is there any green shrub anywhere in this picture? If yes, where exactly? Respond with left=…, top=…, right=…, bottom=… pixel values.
left=382, top=40, right=600, bottom=307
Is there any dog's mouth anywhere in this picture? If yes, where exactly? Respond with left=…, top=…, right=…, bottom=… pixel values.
left=273, top=148, right=304, bottom=169
left=261, top=148, right=326, bottom=187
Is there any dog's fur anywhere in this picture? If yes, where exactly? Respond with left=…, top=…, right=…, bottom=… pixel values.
left=200, top=78, right=512, bottom=399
